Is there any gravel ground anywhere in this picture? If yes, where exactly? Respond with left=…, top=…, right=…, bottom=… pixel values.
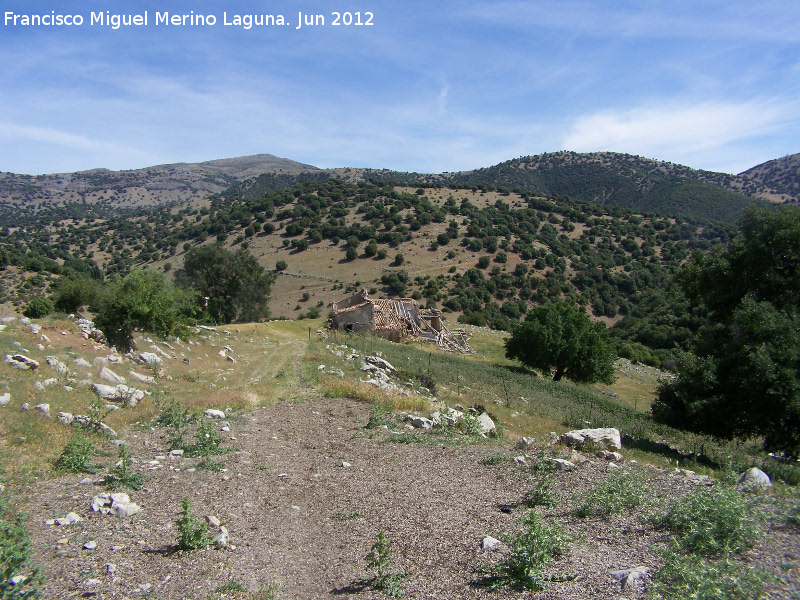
left=25, top=397, right=800, bottom=600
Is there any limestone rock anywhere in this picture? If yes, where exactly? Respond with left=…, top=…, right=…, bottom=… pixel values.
left=481, top=536, right=502, bottom=551
left=138, top=352, right=162, bottom=366
left=99, top=367, right=126, bottom=384
left=128, top=370, right=156, bottom=384
left=205, top=409, right=226, bottom=419
left=596, top=450, right=624, bottom=462
left=34, top=403, right=50, bottom=417
left=610, top=566, right=650, bottom=591
left=0, top=393, right=9, bottom=406
left=410, top=416, right=433, bottom=430
left=516, top=436, right=535, bottom=450
left=57, top=412, right=74, bottom=425
left=546, top=458, right=576, bottom=471
left=476, top=413, right=496, bottom=435
left=561, top=427, right=621, bottom=451
left=45, top=356, right=70, bottom=375
left=736, top=467, right=772, bottom=492
left=91, top=493, right=141, bottom=517
left=73, top=357, right=92, bottom=369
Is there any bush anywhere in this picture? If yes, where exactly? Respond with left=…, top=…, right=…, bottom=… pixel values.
left=275, top=260, right=288, bottom=272
left=574, top=468, right=648, bottom=517
left=362, top=531, right=407, bottom=597
left=22, top=297, right=53, bottom=319
left=649, top=486, right=762, bottom=556
left=55, top=433, right=97, bottom=474
left=0, top=495, right=44, bottom=600
left=649, top=551, right=769, bottom=600
left=475, top=510, right=571, bottom=591
left=176, top=498, right=210, bottom=551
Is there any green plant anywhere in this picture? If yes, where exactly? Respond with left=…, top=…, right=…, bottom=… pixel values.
left=85, top=398, right=114, bottom=435
left=649, top=550, right=770, bottom=600
left=649, top=485, right=763, bottom=556
left=214, top=580, right=247, bottom=594
left=481, top=453, right=506, bottom=465
left=155, top=398, right=192, bottom=429
left=0, top=495, right=44, bottom=599
left=574, top=468, right=648, bottom=517
left=475, top=509, right=571, bottom=591
left=22, top=297, right=54, bottom=319
left=184, top=419, right=227, bottom=458
left=103, top=445, right=145, bottom=491
left=363, top=531, right=408, bottom=597
left=524, top=479, right=559, bottom=508
left=175, top=497, right=210, bottom=552
left=55, top=433, right=97, bottom=474
left=251, top=583, right=281, bottom=599
left=365, top=401, right=389, bottom=429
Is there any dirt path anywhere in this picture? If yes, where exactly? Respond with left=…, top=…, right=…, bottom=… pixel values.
left=22, top=396, right=800, bottom=600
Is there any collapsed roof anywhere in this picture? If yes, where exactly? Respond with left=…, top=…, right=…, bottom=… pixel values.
left=329, top=289, right=471, bottom=353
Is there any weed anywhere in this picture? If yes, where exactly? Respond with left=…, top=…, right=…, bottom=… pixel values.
left=481, top=453, right=506, bottom=465
left=0, top=494, right=44, bottom=600
left=55, top=433, right=97, bottom=474
left=365, top=401, right=389, bottom=429
left=474, top=509, right=571, bottom=591
left=102, top=445, right=145, bottom=491
left=251, top=583, right=281, bottom=600
left=85, top=398, right=115, bottom=435
left=196, top=456, right=224, bottom=472
left=574, top=468, right=648, bottom=517
left=333, top=511, right=361, bottom=521
left=214, top=580, right=247, bottom=593
left=184, top=419, right=227, bottom=458
left=459, top=412, right=484, bottom=436
left=649, top=550, right=770, bottom=600
left=175, top=497, right=210, bottom=552
left=524, top=479, right=560, bottom=508
left=649, top=485, right=762, bottom=557
left=155, top=398, right=193, bottom=429
left=530, top=448, right=556, bottom=474
left=788, top=504, right=800, bottom=529
left=362, top=531, right=408, bottom=597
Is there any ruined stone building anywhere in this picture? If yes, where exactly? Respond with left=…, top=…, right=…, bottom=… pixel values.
left=329, top=289, right=471, bottom=352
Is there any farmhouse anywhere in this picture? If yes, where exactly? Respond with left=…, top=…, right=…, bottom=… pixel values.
left=329, top=289, right=471, bottom=352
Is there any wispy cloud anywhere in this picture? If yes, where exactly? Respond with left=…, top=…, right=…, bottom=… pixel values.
left=562, top=99, right=799, bottom=172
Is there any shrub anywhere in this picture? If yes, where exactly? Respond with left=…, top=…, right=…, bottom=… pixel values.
left=0, top=495, right=44, bottom=600
left=524, top=479, right=559, bottom=508
left=649, top=486, right=762, bottom=556
left=574, top=468, right=648, bottom=517
left=22, top=297, right=53, bottom=319
left=55, top=433, right=97, bottom=474
left=475, top=510, right=571, bottom=591
left=103, top=445, right=145, bottom=491
left=275, top=260, right=288, bottom=272
left=649, top=551, right=769, bottom=600
left=362, top=531, right=407, bottom=597
left=176, top=498, right=210, bottom=551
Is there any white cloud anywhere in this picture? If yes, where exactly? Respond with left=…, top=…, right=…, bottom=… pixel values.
left=562, top=100, right=798, bottom=172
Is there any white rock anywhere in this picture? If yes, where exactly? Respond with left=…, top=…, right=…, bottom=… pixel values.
left=205, top=409, right=226, bottom=419
left=45, top=356, right=70, bottom=375
left=92, top=357, right=108, bottom=370
left=364, top=355, right=396, bottom=373
left=138, top=352, right=162, bottom=366
left=34, top=403, right=50, bottom=417
left=610, top=566, right=651, bottom=590
left=73, top=358, right=92, bottom=368
left=99, top=367, right=126, bottom=384
left=206, top=515, right=221, bottom=527
left=516, top=436, right=535, bottom=450
left=83, top=540, right=97, bottom=550
left=0, top=393, right=9, bottom=406
left=561, top=428, right=622, bottom=451
left=513, top=456, right=527, bottom=466
left=57, top=412, right=74, bottom=425
left=410, top=416, right=433, bottom=430
left=128, top=370, right=156, bottom=384
left=212, top=526, right=230, bottom=548
left=341, top=461, right=352, bottom=468
left=9, top=575, right=26, bottom=586
left=737, top=467, right=772, bottom=492
left=546, top=458, right=577, bottom=471
left=476, top=413, right=496, bottom=435
left=481, top=536, right=502, bottom=551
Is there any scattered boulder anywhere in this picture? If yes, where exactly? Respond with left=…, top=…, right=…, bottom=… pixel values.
left=45, top=356, right=70, bottom=376
left=546, top=458, right=576, bottom=471
left=205, top=409, right=226, bottom=419
left=430, top=408, right=464, bottom=427
left=55, top=512, right=83, bottom=526
left=34, top=403, right=50, bottom=417
left=561, top=427, right=621, bottom=451
left=0, top=393, right=9, bottom=406
left=364, top=355, right=396, bottom=373
left=516, top=437, right=535, bottom=450
left=73, top=358, right=92, bottom=369
left=91, top=493, right=141, bottom=517
left=138, top=352, right=162, bottom=366
left=5, top=355, right=38, bottom=370
left=481, top=536, right=502, bottom=551
left=476, top=413, right=496, bottom=435
left=128, top=371, right=156, bottom=385
left=99, top=367, right=126, bottom=385
left=57, top=412, right=74, bottom=425
left=410, top=416, right=433, bottom=430
left=610, top=566, right=650, bottom=591
left=91, top=383, right=145, bottom=406
left=736, top=467, right=772, bottom=492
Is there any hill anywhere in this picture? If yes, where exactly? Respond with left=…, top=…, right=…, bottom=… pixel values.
left=0, top=153, right=318, bottom=213
left=739, top=153, right=800, bottom=203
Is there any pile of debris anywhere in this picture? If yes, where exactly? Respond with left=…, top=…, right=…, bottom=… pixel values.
left=329, top=289, right=471, bottom=352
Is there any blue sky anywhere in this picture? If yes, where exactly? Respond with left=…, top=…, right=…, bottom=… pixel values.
left=1, top=1, right=799, bottom=175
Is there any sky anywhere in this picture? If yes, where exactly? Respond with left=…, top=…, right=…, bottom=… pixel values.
left=1, top=1, right=799, bottom=176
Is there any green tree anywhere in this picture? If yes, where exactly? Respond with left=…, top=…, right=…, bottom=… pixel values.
left=94, top=270, right=191, bottom=352
left=275, top=260, right=288, bottom=272
left=505, top=301, right=615, bottom=383
left=51, top=274, right=104, bottom=313
left=176, top=244, right=275, bottom=324
left=653, top=206, right=800, bottom=455
left=22, top=297, right=53, bottom=319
